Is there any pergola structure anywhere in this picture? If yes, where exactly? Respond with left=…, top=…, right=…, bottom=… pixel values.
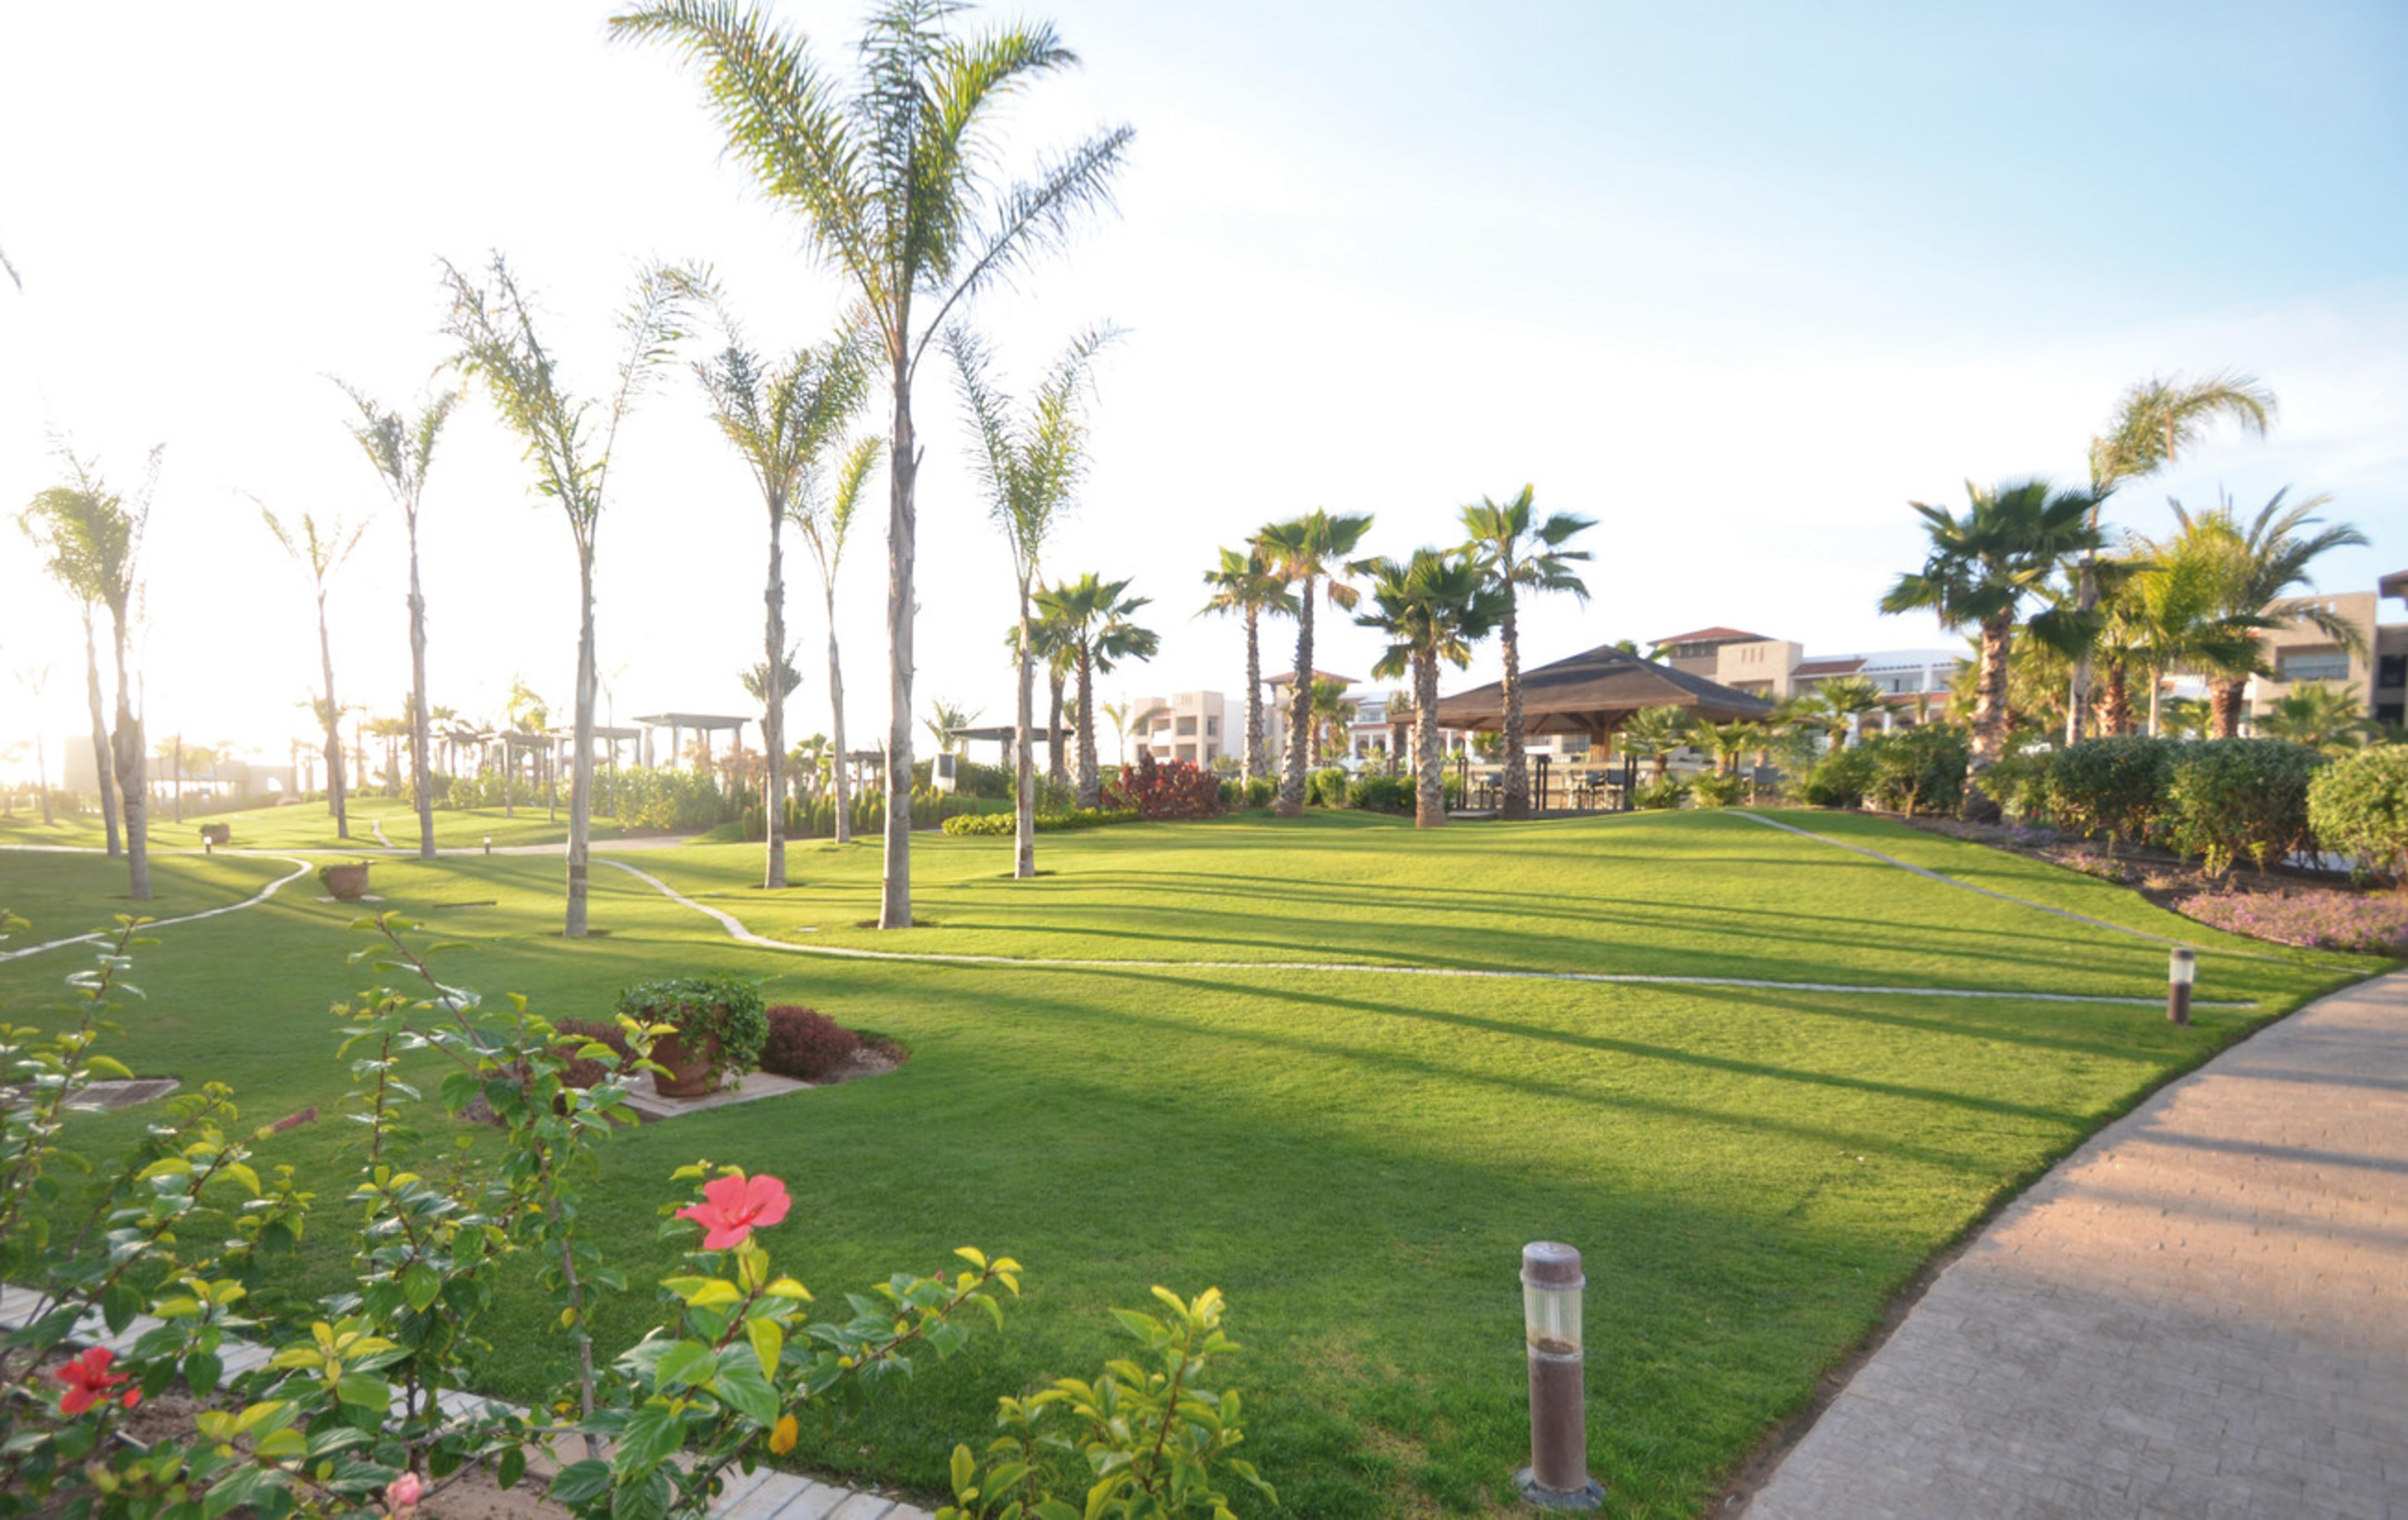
left=633, top=714, right=749, bottom=770
left=1433, top=643, right=1774, bottom=747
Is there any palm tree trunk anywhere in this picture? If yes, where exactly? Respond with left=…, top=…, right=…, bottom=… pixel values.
left=1074, top=646, right=1101, bottom=810
left=407, top=522, right=436, bottom=860
left=762, top=513, right=787, bottom=890
left=824, top=582, right=851, bottom=846
left=2209, top=677, right=2246, bottom=739
left=2099, top=660, right=2129, bottom=736
left=1277, top=584, right=1316, bottom=817
left=1013, top=582, right=1036, bottom=878
left=108, top=614, right=149, bottom=900
left=878, top=357, right=918, bottom=931
left=565, top=558, right=596, bottom=938
left=82, top=609, right=121, bottom=858
left=1500, top=593, right=1527, bottom=819
left=317, top=590, right=348, bottom=840
left=1413, top=650, right=1443, bottom=828
left=1046, top=669, right=1066, bottom=784
left=2064, top=553, right=2099, bottom=745
left=1387, top=719, right=1405, bottom=776
left=2147, top=665, right=2164, bottom=738
left=1242, top=606, right=1263, bottom=785
left=1961, top=611, right=2014, bottom=821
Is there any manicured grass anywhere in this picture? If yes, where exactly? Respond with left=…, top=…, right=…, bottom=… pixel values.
left=0, top=794, right=634, bottom=853
left=0, top=810, right=2382, bottom=1518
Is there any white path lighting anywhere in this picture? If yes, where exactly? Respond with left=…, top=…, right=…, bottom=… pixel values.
left=2168, top=945, right=2197, bottom=1024
left=1516, top=1241, right=1603, bottom=1509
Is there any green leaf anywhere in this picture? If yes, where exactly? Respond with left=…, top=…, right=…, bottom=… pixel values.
left=402, top=1262, right=443, bottom=1314
left=186, top=1350, right=224, bottom=1398
left=333, top=1372, right=391, bottom=1413
left=612, top=1467, right=673, bottom=1520
left=101, top=1280, right=142, bottom=1335
left=612, top=1402, right=685, bottom=1479
left=746, top=1317, right=783, bottom=1380
left=203, top=1464, right=275, bottom=1520
left=711, top=1349, right=780, bottom=1427
left=548, top=1460, right=612, bottom=1506
left=652, top=1339, right=715, bottom=1391
left=498, top=1445, right=528, bottom=1491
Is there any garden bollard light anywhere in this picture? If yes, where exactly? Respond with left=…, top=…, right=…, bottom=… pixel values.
left=1516, top=1242, right=1604, bottom=1509
left=483, top=834, right=492, bottom=856
left=2168, top=946, right=2196, bottom=1026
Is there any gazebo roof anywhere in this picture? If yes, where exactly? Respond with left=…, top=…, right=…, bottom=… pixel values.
left=1433, top=643, right=1774, bottom=734
left=632, top=713, right=749, bottom=730
left=1264, top=669, right=1359, bottom=688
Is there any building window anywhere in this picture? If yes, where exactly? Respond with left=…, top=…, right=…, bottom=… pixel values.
left=2381, top=655, right=2406, bottom=690
left=1205, top=716, right=1218, bottom=737
left=2278, top=649, right=2351, bottom=683
left=1175, top=716, right=1196, bottom=737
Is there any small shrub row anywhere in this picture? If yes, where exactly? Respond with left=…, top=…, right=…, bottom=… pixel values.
left=940, top=806, right=1140, bottom=836
left=2019, top=736, right=2327, bottom=874
left=1107, top=754, right=1224, bottom=820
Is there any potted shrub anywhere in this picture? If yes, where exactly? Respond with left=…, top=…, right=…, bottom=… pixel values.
left=200, top=822, right=232, bottom=846
left=319, top=860, right=372, bottom=900
left=616, top=977, right=768, bottom=1098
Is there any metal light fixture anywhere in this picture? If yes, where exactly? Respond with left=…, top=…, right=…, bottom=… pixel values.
left=2167, top=946, right=2196, bottom=1025
left=1517, top=1242, right=1603, bottom=1508
left=483, top=834, right=493, bottom=856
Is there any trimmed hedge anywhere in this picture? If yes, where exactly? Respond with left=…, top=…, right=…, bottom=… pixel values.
left=1346, top=775, right=1415, bottom=813
left=2309, top=746, right=2408, bottom=883
left=2039, top=737, right=2171, bottom=845
left=940, top=807, right=1139, bottom=836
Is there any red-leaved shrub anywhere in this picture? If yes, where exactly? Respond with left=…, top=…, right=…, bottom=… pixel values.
left=760, top=1006, right=861, bottom=1081
left=1108, top=753, right=1223, bottom=820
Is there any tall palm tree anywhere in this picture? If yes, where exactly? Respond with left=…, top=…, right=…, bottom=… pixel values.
left=1880, top=478, right=2103, bottom=817
left=922, top=698, right=980, bottom=756
left=1254, top=510, right=1373, bottom=816
left=794, top=435, right=879, bottom=846
left=1353, top=550, right=1507, bottom=826
left=338, top=383, right=456, bottom=860
left=260, top=505, right=369, bottom=838
left=1199, top=546, right=1297, bottom=785
left=1458, top=485, right=1593, bottom=818
left=368, top=714, right=413, bottom=798
left=1033, top=575, right=1157, bottom=808
left=949, top=324, right=1115, bottom=878
left=2065, top=371, right=2275, bottom=740
left=1101, top=700, right=1134, bottom=766
left=2166, top=487, right=2369, bottom=737
left=615, top=0, right=1133, bottom=930
left=1619, top=705, right=1693, bottom=781
left=1699, top=720, right=1761, bottom=778
left=1803, top=674, right=1886, bottom=747
left=690, top=301, right=867, bottom=889
left=1031, top=603, right=1075, bottom=783
left=18, top=482, right=124, bottom=856
left=445, top=255, right=696, bottom=938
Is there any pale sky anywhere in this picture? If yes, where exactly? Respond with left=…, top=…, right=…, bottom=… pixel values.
left=3, top=1, right=2404, bottom=782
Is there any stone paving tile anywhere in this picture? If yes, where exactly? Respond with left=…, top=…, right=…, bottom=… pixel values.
left=1744, top=971, right=2408, bottom=1519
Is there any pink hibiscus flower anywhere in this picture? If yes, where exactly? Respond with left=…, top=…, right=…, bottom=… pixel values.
left=675, top=1172, right=791, bottom=1250
left=55, top=1346, right=139, bottom=1415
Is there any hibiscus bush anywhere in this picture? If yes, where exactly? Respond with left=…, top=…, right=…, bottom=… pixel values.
left=1108, top=754, right=1224, bottom=821
left=0, top=909, right=1269, bottom=1520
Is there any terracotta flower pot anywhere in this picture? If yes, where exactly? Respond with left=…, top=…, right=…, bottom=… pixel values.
left=651, top=1029, right=723, bottom=1099
left=322, top=863, right=372, bottom=901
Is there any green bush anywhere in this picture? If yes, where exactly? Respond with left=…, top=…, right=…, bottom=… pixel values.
left=1308, top=766, right=1351, bottom=808
left=1632, top=775, right=1690, bottom=810
left=1978, top=747, right=2055, bottom=820
left=2040, top=736, right=2173, bottom=845
left=940, top=807, right=1139, bottom=836
left=952, top=759, right=1015, bottom=799
left=1796, top=746, right=1877, bottom=809
left=2307, top=744, right=2408, bottom=883
left=2164, top=738, right=2325, bottom=874
left=1346, top=775, right=1415, bottom=813
left=1863, top=726, right=1969, bottom=817
left=615, top=976, right=768, bottom=1086
left=1243, top=776, right=1275, bottom=809
left=1442, top=773, right=1463, bottom=810
left=1690, top=773, right=1747, bottom=808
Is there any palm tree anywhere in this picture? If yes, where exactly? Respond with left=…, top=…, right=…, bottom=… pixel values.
left=1307, top=677, right=1356, bottom=768
left=1030, top=605, right=1075, bottom=783
left=922, top=699, right=980, bottom=756
left=2065, top=372, right=2275, bottom=740
left=1383, top=687, right=1413, bottom=776
left=1199, top=546, right=1298, bottom=786
left=17, top=479, right=126, bottom=856
left=949, top=323, right=1115, bottom=878
left=2258, top=684, right=2369, bottom=751
left=1353, top=551, right=1507, bottom=826
left=1033, top=575, right=1158, bottom=808
left=794, top=436, right=879, bottom=846
left=1255, top=510, right=1374, bottom=816
left=1619, top=705, right=1693, bottom=781
left=1101, top=700, right=1134, bottom=766
left=1699, top=720, right=1761, bottom=778
left=338, top=384, right=456, bottom=860
left=368, top=714, right=412, bottom=798
left=261, top=504, right=368, bottom=838
left=2120, top=525, right=2269, bottom=737
left=2165, top=487, right=2369, bottom=737
left=1806, top=674, right=1886, bottom=747
left=614, top=0, right=1133, bottom=930
left=1880, top=479, right=2103, bottom=817
left=690, top=300, right=868, bottom=889
left=1458, top=486, right=1593, bottom=818
left=446, top=255, right=696, bottom=938
left=741, top=652, right=805, bottom=819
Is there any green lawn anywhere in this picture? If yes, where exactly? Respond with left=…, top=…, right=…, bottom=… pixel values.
left=0, top=794, right=632, bottom=853
left=0, top=809, right=2382, bottom=1517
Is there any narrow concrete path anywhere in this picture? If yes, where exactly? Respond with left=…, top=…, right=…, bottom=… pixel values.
left=1741, top=970, right=2408, bottom=1519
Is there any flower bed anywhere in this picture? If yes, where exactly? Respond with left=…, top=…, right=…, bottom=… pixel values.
left=2172, top=886, right=2408, bottom=955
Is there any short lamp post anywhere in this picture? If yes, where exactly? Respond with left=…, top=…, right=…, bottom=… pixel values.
left=483, top=834, right=493, bottom=856
left=2168, top=947, right=2196, bottom=1026
left=1517, top=1242, right=1603, bottom=1509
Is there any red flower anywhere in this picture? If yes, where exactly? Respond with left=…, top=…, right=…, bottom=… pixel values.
left=55, top=1346, right=139, bottom=1415
left=675, top=1173, right=790, bottom=1250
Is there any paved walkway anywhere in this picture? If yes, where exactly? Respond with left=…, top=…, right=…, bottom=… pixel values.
left=1744, top=971, right=2408, bottom=1519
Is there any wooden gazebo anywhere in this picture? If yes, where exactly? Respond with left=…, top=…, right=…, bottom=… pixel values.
left=1433, top=643, right=1774, bottom=746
